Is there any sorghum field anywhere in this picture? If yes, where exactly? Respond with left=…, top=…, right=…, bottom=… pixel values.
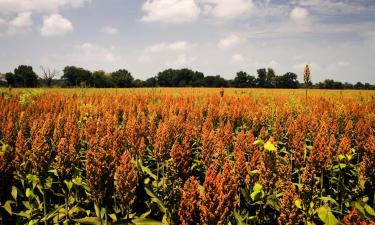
left=0, top=88, right=374, bottom=225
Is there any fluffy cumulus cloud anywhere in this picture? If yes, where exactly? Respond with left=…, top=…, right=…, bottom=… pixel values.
left=218, top=34, right=244, bottom=49
left=290, top=7, right=309, bottom=20
left=145, top=41, right=189, bottom=53
left=7, top=12, right=33, bottom=34
left=0, top=0, right=89, bottom=36
left=41, top=14, right=73, bottom=36
left=201, top=0, right=254, bottom=19
left=0, top=0, right=90, bottom=14
left=101, top=26, right=118, bottom=35
left=141, top=0, right=200, bottom=23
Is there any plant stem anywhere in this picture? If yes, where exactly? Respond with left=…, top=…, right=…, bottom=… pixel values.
left=43, top=184, right=47, bottom=225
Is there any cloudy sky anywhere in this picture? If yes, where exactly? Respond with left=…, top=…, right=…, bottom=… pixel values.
left=0, top=0, right=375, bottom=83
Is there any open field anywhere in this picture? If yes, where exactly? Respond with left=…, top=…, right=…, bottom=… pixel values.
left=1, top=88, right=374, bottom=224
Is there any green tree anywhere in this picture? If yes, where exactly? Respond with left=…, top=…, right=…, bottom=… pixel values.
left=62, top=66, right=92, bottom=87
left=256, top=68, right=267, bottom=88
left=275, top=72, right=299, bottom=88
left=14, top=65, right=38, bottom=87
left=92, top=70, right=113, bottom=87
left=111, top=69, right=134, bottom=88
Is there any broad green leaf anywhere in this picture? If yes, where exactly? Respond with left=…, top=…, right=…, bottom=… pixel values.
left=249, top=169, right=259, bottom=176
left=266, top=195, right=279, bottom=211
left=253, top=140, right=264, bottom=147
left=64, top=180, right=73, bottom=192
left=338, top=154, right=346, bottom=160
left=2, top=200, right=13, bottom=215
left=364, top=204, right=375, bottom=216
left=253, top=183, right=262, bottom=192
left=73, top=217, right=101, bottom=225
left=352, top=201, right=366, bottom=217
left=140, top=210, right=151, bottom=218
left=316, top=206, right=339, bottom=225
left=250, top=191, right=262, bottom=201
left=132, top=218, right=163, bottom=225
left=45, top=176, right=53, bottom=189
left=11, top=186, right=17, bottom=201
left=144, top=187, right=166, bottom=214
left=338, top=163, right=346, bottom=169
left=319, top=196, right=339, bottom=206
left=295, top=199, right=302, bottom=209
left=109, top=213, right=117, bottom=222
left=26, top=188, right=33, bottom=198
left=72, top=177, right=82, bottom=186
left=264, top=141, right=276, bottom=152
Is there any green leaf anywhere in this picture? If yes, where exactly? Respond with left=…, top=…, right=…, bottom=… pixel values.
left=233, top=210, right=246, bottom=225
left=295, top=199, right=302, bottom=209
left=1, top=200, right=13, bottom=215
left=109, top=213, right=117, bottom=222
left=250, top=169, right=259, bottom=176
left=141, top=165, right=157, bottom=180
left=131, top=218, right=163, bottom=225
left=73, top=217, right=101, bottom=224
left=140, top=210, right=152, bottom=218
left=352, top=201, right=366, bottom=217
left=72, top=177, right=82, bottom=186
left=364, top=204, right=375, bottom=216
left=45, top=176, right=53, bottom=189
left=338, top=163, right=346, bottom=169
left=266, top=195, right=279, bottom=211
left=26, top=188, right=33, bottom=198
left=11, top=186, right=17, bottom=201
left=253, top=183, right=262, bottom=192
left=338, top=154, right=346, bottom=161
left=64, top=180, right=73, bottom=192
left=94, top=203, right=101, bottom=218
left=251, top=191, right=263, bottom=201
left=316, top=206, right=339, bottom=225
left=144, top=187, right=166, bottom=214
left=319, top=196, right=339, bottom=206
left=264, top=141, right=277, bottom=152
left=253, top=140, right=264, bottom=147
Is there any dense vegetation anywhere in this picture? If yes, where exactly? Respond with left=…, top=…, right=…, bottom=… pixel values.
left=1, top=65, right=374, bottom=89
left=0, top=88, right=374, bottom=224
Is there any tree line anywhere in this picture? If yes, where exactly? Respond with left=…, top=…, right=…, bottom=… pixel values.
left=1, top=65, right=374, bottom=89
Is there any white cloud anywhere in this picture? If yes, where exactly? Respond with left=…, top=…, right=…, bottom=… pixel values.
left=0, top=0, right=90, bottom=14
left=231, top=54, right=244, bottom=63
left=7, top=12, right=32, bottom=34
left=218, top=34, right=244, bottom=49
left=290, top=7, right=308, bottom=21
left=294, top=0, right=372, bottom=15
left=41, top=14, right=73, bottom=36
left=141, top=0, right=200, bottom=24
left=102, top=26, right=118, bottom=35
left=145, top=41, right=189, bottom=53
left=165, top=53, right=195, bottom=67
left=201, top=0, right=254, bottom=19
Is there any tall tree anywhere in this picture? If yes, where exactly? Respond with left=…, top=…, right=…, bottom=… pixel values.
left=62, top=66, right=92, bottom=87
left=256, top=68, right=267, bottom=88
left=14, top=65, right=38, bottom=87
left=111, top=69, right=134, bottom=88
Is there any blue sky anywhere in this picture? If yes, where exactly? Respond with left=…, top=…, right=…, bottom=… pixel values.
left=0, top=0, right=375, bottom=83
